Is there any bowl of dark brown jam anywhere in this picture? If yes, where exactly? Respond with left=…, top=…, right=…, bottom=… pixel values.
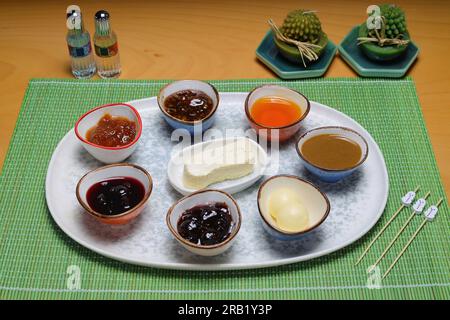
left=76, top=163, right=153, bottom=225
left=157, top=80, right=219, bottom=134
left=166, top=189, right=241, bottom=256
left=75, top=103, right=142, bottom=163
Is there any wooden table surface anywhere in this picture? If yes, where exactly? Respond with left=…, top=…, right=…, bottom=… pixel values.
left=0, top=0, right=449, bottom=196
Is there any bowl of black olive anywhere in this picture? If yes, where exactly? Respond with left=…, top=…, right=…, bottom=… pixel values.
left=166, top=189, right=242, bottom=256
left=157, top=80, right=219, bottom=134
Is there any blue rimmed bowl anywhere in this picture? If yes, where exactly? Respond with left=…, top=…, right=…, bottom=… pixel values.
left=296, top=126, right=369, bottom=183
left=157, top=80, right=219, bottom=134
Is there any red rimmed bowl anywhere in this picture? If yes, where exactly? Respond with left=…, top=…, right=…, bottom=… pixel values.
left=166, top=189, right=242, bottom=256
left=76, top=163, right=153, bottom=225
left=244, top=85, right=310, bottom=142
left=75, top=103, right=142, bottom=163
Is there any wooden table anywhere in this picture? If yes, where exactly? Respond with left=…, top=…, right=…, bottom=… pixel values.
left=0, top=0, right=448, bottom=196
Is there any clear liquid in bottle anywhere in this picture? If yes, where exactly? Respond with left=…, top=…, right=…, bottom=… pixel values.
left=93, top=10, right=121, bottom=79
left=66, top=8, right=96, bottom=79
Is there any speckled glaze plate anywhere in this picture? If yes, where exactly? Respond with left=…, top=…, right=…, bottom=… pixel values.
left=45, top=93, right=389, bottom=270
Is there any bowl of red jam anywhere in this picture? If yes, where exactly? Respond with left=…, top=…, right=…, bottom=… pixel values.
left=75, top=103, right=142, bottom=163
left=157, top=80, right=219, bottom=135
left=166, top=189, right=241, bottom=256
left=76, top=163, right=153, bottom=225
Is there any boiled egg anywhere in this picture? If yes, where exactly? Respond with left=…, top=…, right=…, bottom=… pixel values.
left=276, top=200, right=309, bottom=232
left=268, top=187, right=310, bottom=232
left=268, top=188, right=299, bottom=219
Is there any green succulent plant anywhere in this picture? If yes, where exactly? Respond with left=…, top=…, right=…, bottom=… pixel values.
left=369, top=4, right=407, bottom=39
left=280, top=10, right=323, bottom=44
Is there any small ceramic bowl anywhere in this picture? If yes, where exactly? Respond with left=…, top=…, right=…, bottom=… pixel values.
left=166, top=189, right=241, bottom=256
left=296, top=126, right=369, bottom=183
left=157, top=80, right=219, bottom=134
left=257, top=175, right=330, bottom=241
left=76, top=163, right=153, bottom=225
left=245, top=85, right=310, bottom=142
left=75, top=103, right=142, bottom=164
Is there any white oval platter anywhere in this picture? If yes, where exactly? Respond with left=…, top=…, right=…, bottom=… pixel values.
left=45, top=93, right=389, bottom=270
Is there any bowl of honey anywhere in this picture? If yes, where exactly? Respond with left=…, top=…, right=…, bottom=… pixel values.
left=157, top=80, right=219, bottom=134
left=245, top=85, right=310, bottom=142
left=75, top=103, right=142, bottom=163
left=296, top=126, right=369, bottom=182
left=76, top=163, right=153, bottom=225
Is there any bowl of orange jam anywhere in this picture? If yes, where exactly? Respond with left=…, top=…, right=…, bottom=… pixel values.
left=245, top=85, right=310, bottom=142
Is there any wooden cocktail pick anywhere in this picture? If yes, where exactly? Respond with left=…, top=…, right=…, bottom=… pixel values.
left=369, top=191, right=430, bottom=271
left=382, top=197, right=444, bottom=279
left=355, top=186, right=420, bottom=266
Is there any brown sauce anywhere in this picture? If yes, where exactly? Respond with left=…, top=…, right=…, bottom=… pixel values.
left=301, top=133, right=362, bottom=170
left=164, top=90, right=214, bottom=122
left=86, top=113, right=137, bottom=147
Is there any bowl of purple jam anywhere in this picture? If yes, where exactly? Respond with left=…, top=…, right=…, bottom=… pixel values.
left=76, top=163, right=153, bottom=225
left=166, top=189, right=242, bottom=256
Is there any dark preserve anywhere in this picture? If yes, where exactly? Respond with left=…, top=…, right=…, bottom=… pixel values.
left=177, top=202, right=233, bottom=246
left=87, top=177, right=145, bottom=216
left=164, top=90, right=214, bottom=122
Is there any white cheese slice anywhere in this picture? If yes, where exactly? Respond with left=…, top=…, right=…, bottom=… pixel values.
left=183, top=138, right=257, bottom=189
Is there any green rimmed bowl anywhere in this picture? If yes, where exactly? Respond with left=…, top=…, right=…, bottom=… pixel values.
left=358, top=23, right=410, bottom=62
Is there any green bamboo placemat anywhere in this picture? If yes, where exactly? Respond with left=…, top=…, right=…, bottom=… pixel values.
left=0, top=78, right=448, bottom=300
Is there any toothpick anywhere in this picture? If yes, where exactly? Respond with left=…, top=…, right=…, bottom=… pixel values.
left=355, top=186, right=420, bottom=266
left=383, top=198, right=444, bottom=279
left=369, top=191, right=431, bottom=271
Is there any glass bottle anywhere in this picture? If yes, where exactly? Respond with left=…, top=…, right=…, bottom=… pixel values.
left=66, top=8, right=96, bottom=79
left=93, top=10, right=121, bottom=79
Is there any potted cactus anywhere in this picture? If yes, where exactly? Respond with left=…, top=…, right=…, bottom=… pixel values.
left=269, top=10, right=328, bottom=67
left=357, top=4, right=410, bottom=61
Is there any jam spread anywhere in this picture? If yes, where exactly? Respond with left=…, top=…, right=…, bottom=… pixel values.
left=163, top=90, right=214, bottom=122
left=86, top=113, right=137, bottom=147
left=86, top=177, right=145, bottom=216
left=177, top=202, right=233, bottom=246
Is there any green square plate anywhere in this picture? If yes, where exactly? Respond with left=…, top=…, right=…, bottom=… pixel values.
left=256, top=30, right=337, bottom=79
left=338, top=25, right=419, bottom=78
